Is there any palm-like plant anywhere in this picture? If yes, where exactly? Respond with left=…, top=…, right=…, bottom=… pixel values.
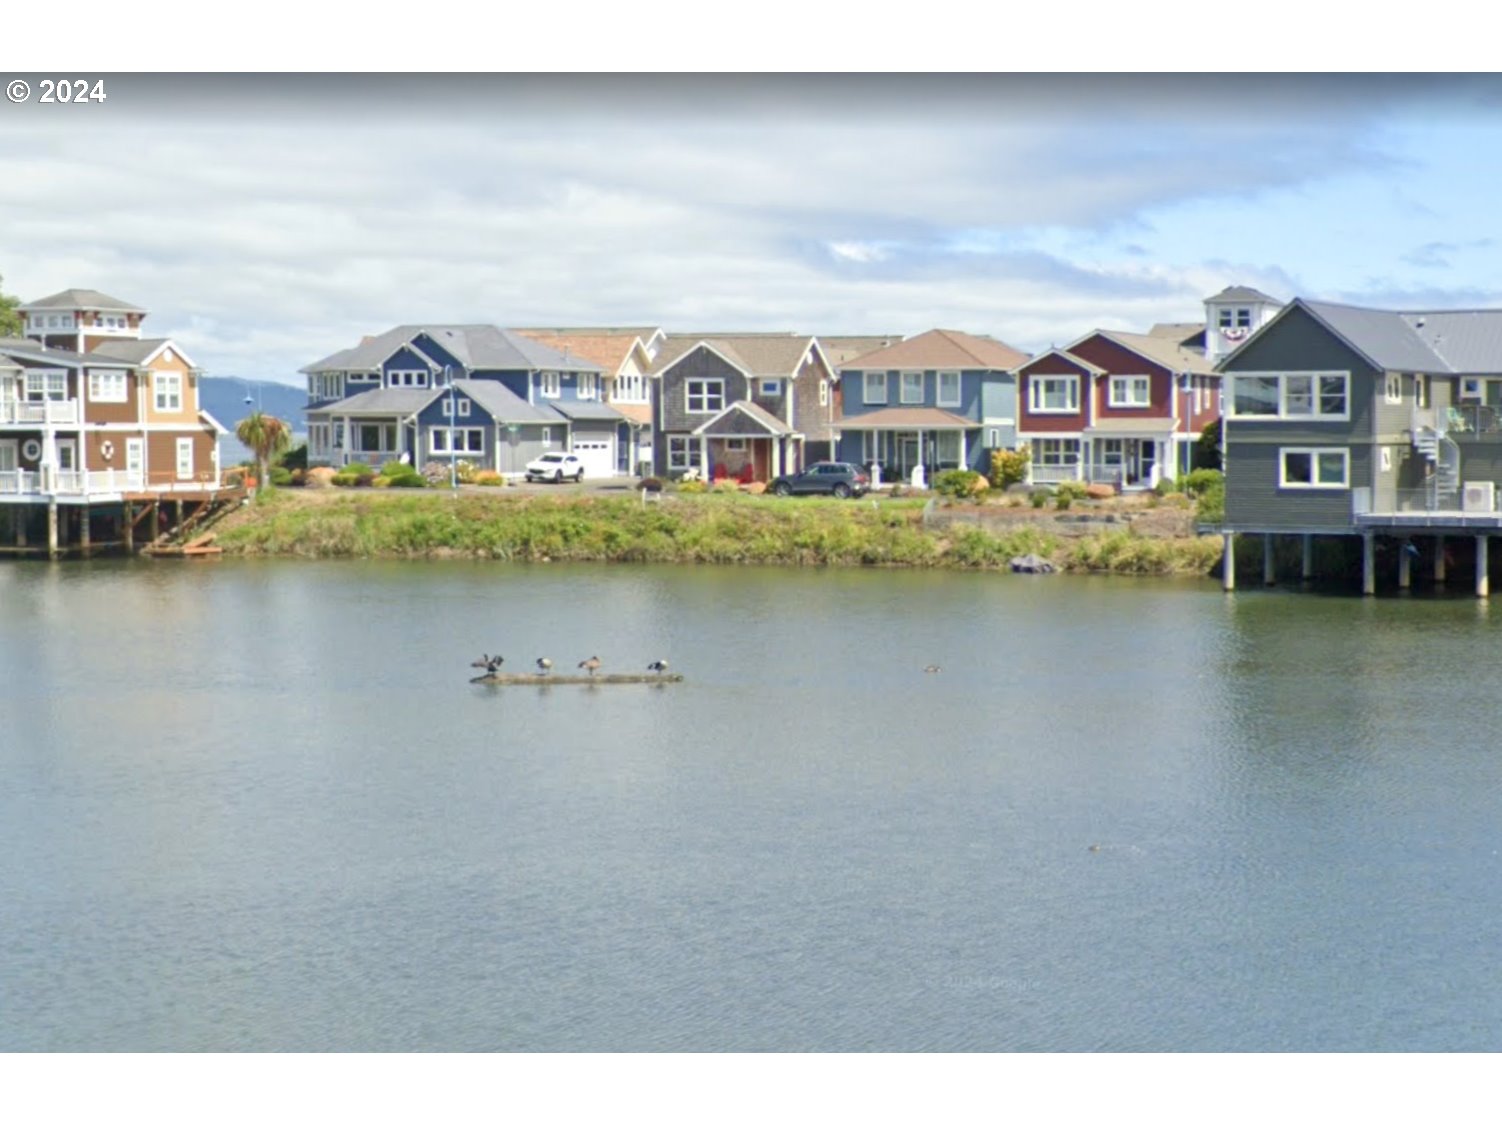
left=235, top=411, right=291, bottom=496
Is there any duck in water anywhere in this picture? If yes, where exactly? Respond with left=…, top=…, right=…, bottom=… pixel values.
left=647, top=659, right=669, bottom=674
left=578, top=655, right=602, bottom=676
left=536, top=657, right=553, bottom=674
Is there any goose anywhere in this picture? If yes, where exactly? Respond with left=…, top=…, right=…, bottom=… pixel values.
left=647, top=659, right=669, bottom=674
left=470, top=654, right=495, bottom=669
left=924, top=665, right=941, bottom=674
left=485, top=656, right=504, bottom=674
left=578, top=655, right=602, bottom=676
left=536, top=657, right=553, bottom=674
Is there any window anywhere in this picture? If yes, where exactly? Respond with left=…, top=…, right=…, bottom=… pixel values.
left=1385, top=373, right=1402, bottom=404
left=153, top=372, right=181, bottom=412
left=1218, top=307, right=1252, bottom=329
left=87, top=369, right=128, bottom=403
left=1034, top=438, right=1080, bottom=466
left=578, top=373, right=597, bottom=400
left=1228, top=373, right=1348, bottom=420
left=938, top=371, right=961, bottom=407
left=819, top=380, right=829, bottom=407
left=442, top=398, right=454, bottom=417
left=539, top=371, right=560, bottom=398
left=901, top=372, right=923, bottom=404
left=1029, top=375, right=1079, bottom=413
left=1108, top=375, right=1151, bottom=408
left=387, top=369, right=428, bottom=389
left=987, top=428, right=1001, bottom=448
left=668, top=436, right=702, bottom=471
left=540, top=427, right=553, bottom=448
left=176, top=437, right=193, bottom=480
left=686, top=379, right=724, bottom=414
left=863, top=371, right=887, bottom=405
left=357, top=423, right=396, bottom=452
left=431, top=428, right=485, bottom=454
left=760, top=379, right=781, bottom=397
left=1280, top=447, right=1349, bottom=489
left=333, top=421, right=345, bottom=449
left=611, top=372, right=647, bottom=403
left=724, top=437, right=748, bottom=451
left=458, top=398, right=471, bottom=418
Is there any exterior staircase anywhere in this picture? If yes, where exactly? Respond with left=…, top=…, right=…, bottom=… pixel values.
left=1413, top=419, right=1460, bottom=508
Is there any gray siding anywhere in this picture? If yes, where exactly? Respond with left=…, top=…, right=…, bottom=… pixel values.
left=1224, top=441, right=1369, bottom=531
left=496, top=427, right=554, bottom=475
left=658, top=349, right=750, bottom=433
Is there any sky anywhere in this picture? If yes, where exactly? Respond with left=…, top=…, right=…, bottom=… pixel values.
left=8, top=71, right=1502, bottom=386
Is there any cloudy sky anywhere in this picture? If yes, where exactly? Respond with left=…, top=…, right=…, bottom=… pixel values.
left=6, top=73, right=1502, bottom=385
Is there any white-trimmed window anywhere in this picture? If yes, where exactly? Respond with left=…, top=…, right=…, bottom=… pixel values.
left=901, top=372, right=923, bottom=404
left=686, top=379, right=724, bottom=414
left=1280, top=447, right=1349, bottom=489
left=333, top=421, right=345, bottom=449
left=937, top=371, right=961, bottom=407
left=1384, top=372, right=1402, bottom=404
left=458, top=398, right=471, bottom=418
left=668, top=436, right=702, bottom=471
left=578, top=373, right=598, bottom=400
left=611, top=372, right=647, bottom=403
left=1218, top=307, right=1252, bottom=330
left=387, top=369, right=429, bottom=389
left=1108, top=375, right=1151, bottom=408
left=430, top=428, right=485, bottom=454
left=1035, top=438, right=1081, bottom=466
left=863, top=371, right=887, bottom=405
left=819, top=379, right=829, bottom=407
left=724, top=437, right=748, bottom=452
left=1229, top=373, right=1349, bottom=420
left=153, top=372, right=182, bottom=412
left=87, top=369, right=128, bottom=403
left=1029, top=375, right=1079, bottom=413
left=759, top=379, right=781, bottom=397
left=539, top=371, right=560, bottom=398
left=25, top=370, right=68, bottom=401
left=176, top=437, right=194, bottom=480
left=540, top=427, right=553, bottom=448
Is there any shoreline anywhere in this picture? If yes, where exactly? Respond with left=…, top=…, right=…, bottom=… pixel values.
left=210, top=488, right=1226, bottom=576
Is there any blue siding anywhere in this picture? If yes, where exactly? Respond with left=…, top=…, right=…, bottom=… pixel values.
left=383, top=347, right=435, bottom=383
left=415, top=389, right=494, bottom=431
left=409, top=335, right=464, bottom=374
left=469, top=370, right=531, bottom=400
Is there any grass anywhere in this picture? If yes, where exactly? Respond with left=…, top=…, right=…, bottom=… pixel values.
left=214, top=489, right=1226, bottom=575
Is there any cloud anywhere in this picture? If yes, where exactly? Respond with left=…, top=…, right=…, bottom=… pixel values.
left=1401, top=238, right=1496, bottom=269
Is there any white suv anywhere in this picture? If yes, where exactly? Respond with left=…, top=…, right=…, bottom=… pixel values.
left=525, top=452, right=585, bottom=483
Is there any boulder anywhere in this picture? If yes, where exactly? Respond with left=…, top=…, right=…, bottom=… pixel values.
left=1085, top=483, right=1116, bottom=500
left=744, top=481, right=767, bottom=495
left=1009, top=553, right=1056, bottom=574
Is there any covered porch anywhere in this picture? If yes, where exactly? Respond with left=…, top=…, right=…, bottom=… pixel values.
left=1081, top=420, right=1175, bottom=490
left=691, top=401, right=799, bottom=483
left=831, top=407, right=975, bottom=486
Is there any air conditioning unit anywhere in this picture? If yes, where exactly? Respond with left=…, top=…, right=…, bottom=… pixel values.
left=1462, top=480, right=1495, bottom=513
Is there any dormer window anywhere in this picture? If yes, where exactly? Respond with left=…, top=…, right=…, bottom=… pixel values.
left=387, top=369, right=429, bottom=389
left=1218, top=307, right=1252, bottom=330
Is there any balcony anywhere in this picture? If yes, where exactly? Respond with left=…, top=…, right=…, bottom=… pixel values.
left=0, top=468, right=224, bottom=499
left=0, top=399, right=81, bottom=426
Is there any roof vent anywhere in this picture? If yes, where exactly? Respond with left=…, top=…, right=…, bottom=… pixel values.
left=1415, top=317, right=1426, bottom=329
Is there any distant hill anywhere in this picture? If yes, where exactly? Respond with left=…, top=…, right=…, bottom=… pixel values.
left=202, top=377, right=308, bottom=466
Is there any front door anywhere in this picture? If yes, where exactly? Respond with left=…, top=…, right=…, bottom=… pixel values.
left=898, top=435, right=920, bottom=477
left=126, top=438, right=144, bottom=486
left=177, top=438, right=194, bottom=480
left=56, top=438, right=78, bottom=471
left=1137, top=440, right=1156, bottom=487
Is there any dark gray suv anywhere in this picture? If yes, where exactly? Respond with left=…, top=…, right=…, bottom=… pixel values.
left=769, top=461, right=870, bottom=498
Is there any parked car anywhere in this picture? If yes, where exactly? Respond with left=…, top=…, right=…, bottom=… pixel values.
left=769, top=461, right=870, bottom=499
left=525, top=452, right=585, bottom=483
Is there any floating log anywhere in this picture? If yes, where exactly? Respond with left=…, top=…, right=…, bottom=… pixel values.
left=470, top=672, right=684, bottom=686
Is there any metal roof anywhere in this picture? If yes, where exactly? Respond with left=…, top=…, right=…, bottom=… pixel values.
left=0, top=339, right=131, bottom=368
left=1297, top=300, right=1454, bottom=373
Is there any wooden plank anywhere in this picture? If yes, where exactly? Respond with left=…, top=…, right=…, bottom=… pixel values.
left=469, top=672, right=684, bottom=686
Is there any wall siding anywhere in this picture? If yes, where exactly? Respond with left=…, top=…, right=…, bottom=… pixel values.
left=1224, top=441, right=1368, bottom=531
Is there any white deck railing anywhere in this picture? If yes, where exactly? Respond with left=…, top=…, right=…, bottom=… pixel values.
left=0, top=400, right=80, bottom=426
left=0, top=469, right=221, bottom=497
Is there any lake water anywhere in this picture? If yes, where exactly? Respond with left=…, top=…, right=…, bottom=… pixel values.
left=3, top=559, right=1502, bottom=1051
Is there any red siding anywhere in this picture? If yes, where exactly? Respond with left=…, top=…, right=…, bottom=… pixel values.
left=1018, top=353, right=1090, bottom=433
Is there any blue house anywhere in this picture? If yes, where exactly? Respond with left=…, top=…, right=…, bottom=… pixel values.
left=829, top=329, right=1028, bottom=483
left=302, top=324, right=625, bottom=477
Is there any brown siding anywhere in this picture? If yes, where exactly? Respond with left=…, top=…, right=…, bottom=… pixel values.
left=81, top=367, right=141, bottom=424
left=145, top=428, right=218, bottom=487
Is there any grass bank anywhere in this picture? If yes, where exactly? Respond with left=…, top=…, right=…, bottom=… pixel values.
left=213, top=489, right=1225, bottom=575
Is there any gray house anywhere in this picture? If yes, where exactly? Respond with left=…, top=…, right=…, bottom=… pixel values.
left=1218, top=296, right=1502, bottom=595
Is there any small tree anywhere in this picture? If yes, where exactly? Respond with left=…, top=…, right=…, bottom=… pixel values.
left=989, top=445, right=1031, bottom=489
left=235, top=411, right=292, bottom=497
left=1195, top=419, right=1223, bottom=471
left=0, top=273, right=21, bottom=337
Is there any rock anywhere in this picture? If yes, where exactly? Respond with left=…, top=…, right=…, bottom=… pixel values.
left=744, top=481, right=766, bottom=495
left=305, top=466, right=338, bottom=489
left=1009, top=553, right=1056, bottom=574
left=1085, top=483, right=1116, bottom=500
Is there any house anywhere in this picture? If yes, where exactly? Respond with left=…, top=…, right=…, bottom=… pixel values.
left=302, top=324, right=629, bottom=478
left=1015, top=327, right=1218, bottom=490
left=649, top=333, right=837, bottom=481
left=0, top=288, right=227, bottom=556
left=1217, top=295, right=1502, bottom=595
left=829, top=328, right=1027, bottom=483
left=514, top=327, right=662, bottom=475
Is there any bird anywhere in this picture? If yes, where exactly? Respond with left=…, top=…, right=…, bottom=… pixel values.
left=536, top=657, right=553, bottom=674
left=470, top=654, right=494, bottom=669
left=647, top=659, right=669, bottom=674
left=578, top=656, right=602, bottom=676
left=924, top=664, right=941, bottom=674
left=483, top=656, right=504, bottom=674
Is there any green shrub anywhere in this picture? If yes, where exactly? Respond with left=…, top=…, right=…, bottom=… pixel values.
left=1055, top=480, right=1089, bottom=503
left=1030, top=489, right=1048, bottom=509
left=677, top=479, right=707, bottom=494
left=1055, top=492, right=1073, bottom=511
left=1195, top=482, right=1226, bottom=524
left=933, top=469, right=985, bottom=499
left=989, top=446, right=1031, bottom=490
left=1176, top=468, right=1224, bottom=497
left=269, top=465, right=293, bottom=487
left=1153, top=477, right=1176, bottom=497
left=277, top=443, right=309, bottom=472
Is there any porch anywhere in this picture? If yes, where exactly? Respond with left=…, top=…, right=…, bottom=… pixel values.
left=690, top=401, right=798, bottom=483
left=1027, top=430, right=1174, bottom=490
left=830, top=407, right=976, bottom=486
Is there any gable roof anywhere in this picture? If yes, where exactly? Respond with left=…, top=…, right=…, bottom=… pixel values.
left=840, top=328, right=1027, bottom=372
left=1016, top=347, right=1108, bottom=377
left=816, top=335, right=905, bottom=367
left=20, top=288, right=145, bottom=313
left=652, top=334, right=824, bottom=379
left=1092, top=330, right=1216, bottom=375
left=1205, top=285, right=1282, bottom=306
left=445, top=379, right=562, bottom=425
left=301, top=325, right=602, bottom=376
left=304, top=387, right=434, bottom=417
left=0, top=338, right=132, bottom=368
left=514, top=331, right=651, bottom=377
left=690, top=399, right=794, bottom=437
left=88, top=337, right=200, bottom=369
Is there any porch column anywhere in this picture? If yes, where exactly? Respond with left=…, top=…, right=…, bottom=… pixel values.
left=1263, top=534, right=1276, bottom=586
left=698, top=435, right=708, bottom=478
left=123, top=502, right=134, bottom=553
left=47, top=501, right=58, bottom=559
left=80, top=503, right=91, bottom=558
left=1301, top=534, right=1314, bottom=582
left=1477, top=534, right=1490, bottom=599
left=772, top=438, right=783, bottom=478
left=1398, top=539, right=1412, bottom=590
left=1435, top=535, right=1447, bottom=586
left=959, top=428, right=967, bottom=471
left=1222, top=531, right=1236, bottom=592
left=1362, top=532, right=1376, bottom=596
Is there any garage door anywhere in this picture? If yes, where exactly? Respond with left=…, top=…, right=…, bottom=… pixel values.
left=571, top=439, right=615, bottom=479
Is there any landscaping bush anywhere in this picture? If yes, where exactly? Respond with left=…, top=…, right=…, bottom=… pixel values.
left=1055, top=492, right=1074, bottom=511
left=677, top=479, right=707, bottom=494
left=1195, top=481, right=1226, bottom=524
left=277, top=443, right=309, bottom=472
left=269, top=466, right=293, bottom=487
left=989, top=446, right=1030, bottom=490
left=933, top=468, right=985, bottom=499
left=1030, top=489, right=1049, bottom=509
left=1055, top=480, right=1089, bottom=503
left=1176, top=468, right=1225, bottom=498
left=454, top=459, right=480, bottom=485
